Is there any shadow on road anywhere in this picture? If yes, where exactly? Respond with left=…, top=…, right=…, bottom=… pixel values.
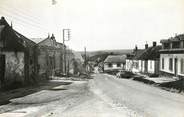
left=0, top=80, right=72, bottom=106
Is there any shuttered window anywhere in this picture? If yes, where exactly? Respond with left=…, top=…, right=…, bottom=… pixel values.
left=169, top=58, right=173, bottom=71
left=162, top=58, right=164, bottom=69
left=108, top=63, right=112, bottom=67
left=181, top=59, right=184, bottom=74
left=117, top=63, right=121, bottom=67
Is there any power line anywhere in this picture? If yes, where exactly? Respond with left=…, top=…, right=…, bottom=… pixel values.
left=0, top=10, right=50, bottom=33
left=0, top=7, right=49, bottom=31
left=2, top=14, right=49, bottom=35
left=0, top=2, right=44, bottom=22
left=0, top=5, right=45, bottom=26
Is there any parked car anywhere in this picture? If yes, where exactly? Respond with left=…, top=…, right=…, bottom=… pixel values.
left=116, top=70, right=135, bottom=78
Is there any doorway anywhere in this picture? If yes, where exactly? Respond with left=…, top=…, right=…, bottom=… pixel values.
left=0, top=54, right=5, bottom=84
left=174, top=58, right=178, bottom=76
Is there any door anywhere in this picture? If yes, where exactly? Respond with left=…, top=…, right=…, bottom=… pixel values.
left=144, top=60, right=148, bottom=73
left=174, top=58, right=178, bottom=76
left=0, top=54, right=5, bottom=84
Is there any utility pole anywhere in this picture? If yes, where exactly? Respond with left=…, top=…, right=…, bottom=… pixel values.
left=62, top=29, right=71, bottom=75
left=84, top=47, right=87, bottom=72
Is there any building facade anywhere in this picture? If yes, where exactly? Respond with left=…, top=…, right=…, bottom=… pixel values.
left=160, top=34, right=184, bottom=78
left=0, top=17, right=38, bottom=88
left=125, top=46, right=144, bottom=73
left=138, top=42, right=161, bottom=75
left=36, top=34, right=64, bottom=79
left=104, top=55, right=126, bottom=72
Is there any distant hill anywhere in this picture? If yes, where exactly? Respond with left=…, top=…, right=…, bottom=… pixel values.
left=79, top=49, right=133, bottom=62
left=79, top=49, right=133, bottom=57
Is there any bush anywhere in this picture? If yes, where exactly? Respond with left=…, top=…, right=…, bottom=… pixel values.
left=133, top=75, right=155, bottom=84
left=148, top=73, right=159, bottom=77
left=159, top=79, right=184, bottom=91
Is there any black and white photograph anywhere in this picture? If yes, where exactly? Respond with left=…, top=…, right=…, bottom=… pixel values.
left=0, top=0, right=184, bottom=116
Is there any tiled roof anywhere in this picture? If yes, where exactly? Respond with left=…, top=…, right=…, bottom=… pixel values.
left=160, top=34, right=184, bottom=43
left=0, top=16, right=37, bottom=51
left=31, top=38, right=45, bottom=43
left=138, top=46, right=162, bottom=60
left=132, top=49, right=145, bottom=60
left=14, top=30, right=36, bottom=47
left=104, top=55, right=126, bottom=63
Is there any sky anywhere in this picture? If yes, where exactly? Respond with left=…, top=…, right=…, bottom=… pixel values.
left=0, top=0, right=184, bottom=51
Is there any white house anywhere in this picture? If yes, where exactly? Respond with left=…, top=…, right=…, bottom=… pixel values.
left=104, top=55, right=126, bottom=72
left=160, top=34, right=184, bottom=78
left=125, top=46, right=145, bottom=73
left=126, top=42, right=161, bottom=76
left=138, top=42, right=161, bottom=75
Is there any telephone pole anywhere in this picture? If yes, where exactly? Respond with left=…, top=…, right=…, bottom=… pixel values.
left=84, top=47, right=87, bottom=72
left=62, top=29, right=71, bottom=75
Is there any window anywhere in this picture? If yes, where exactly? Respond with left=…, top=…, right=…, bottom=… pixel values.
left=182, top=41, right=184, bottom=48
left=172, top=42, right=180, bottom=49
left=181, top=59, right=184, bottom=74
left=133, top=62, right=138, bottom=69
left=30, top=59, right=33, bottom=65
left=162, top=58, right=164, bottom=69
left=169, top=58, right=173, bottom=71
left=163, top=43, right=170, bottom=49
left=108, top=63, right=112, bottom=67
left=150, top=61, right=152, bottom=69
left=135, top=62, right=138, bottom=69
left=117, top=63, right=121, bottom=67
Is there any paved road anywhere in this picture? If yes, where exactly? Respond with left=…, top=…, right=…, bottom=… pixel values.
left=0, top=74, right=184, bottom=117
left=90, top=74, right=184, bottom=117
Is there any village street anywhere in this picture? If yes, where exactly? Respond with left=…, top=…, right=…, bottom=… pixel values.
left=0, top=74, right=184, bottom=117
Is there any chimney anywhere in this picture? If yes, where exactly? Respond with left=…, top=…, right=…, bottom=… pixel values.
left=1, top=16, right=5, bottom=20
left=153, top=41, right=157, bottom=47
left=51, top=33, right=55, bottom=40
left=145, top=43, right=148, bottom=49
left=135, top=45, right=138, bottom=51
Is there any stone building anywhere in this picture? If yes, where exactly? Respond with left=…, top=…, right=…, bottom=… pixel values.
left=0, top=17, right=38, bottom=88
left=36, top=34, right=64, bottom=79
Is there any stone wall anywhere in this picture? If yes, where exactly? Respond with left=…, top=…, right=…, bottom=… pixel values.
left=3, top=52, right=25, bottom=86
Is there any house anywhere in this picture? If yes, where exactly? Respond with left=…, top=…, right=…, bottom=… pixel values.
left=125, top=46, right=144, bottom=73
left=0, top=17, right=38, bottom=88
left=35, top=35, right=83, bottom=77
left=159, top=34, right=184, bottom=78
left=104, top=55, right=126, bottom=72
left=36, top=34, right=64, bottom=79
left=138, top=42, right=162, bottom=75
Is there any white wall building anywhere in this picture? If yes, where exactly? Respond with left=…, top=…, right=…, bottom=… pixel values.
left=160, top=34, right=184, bottom=78
left=104, top=55, right=126, bottom=72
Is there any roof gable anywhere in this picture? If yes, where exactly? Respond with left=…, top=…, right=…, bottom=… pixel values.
left=132, top=49, right=145, bottom=60
left=138, top=46, right=162, bottom=60
left=0, top=17, right=36, bottom=51
left=104, top=55, right=126, bottom=63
